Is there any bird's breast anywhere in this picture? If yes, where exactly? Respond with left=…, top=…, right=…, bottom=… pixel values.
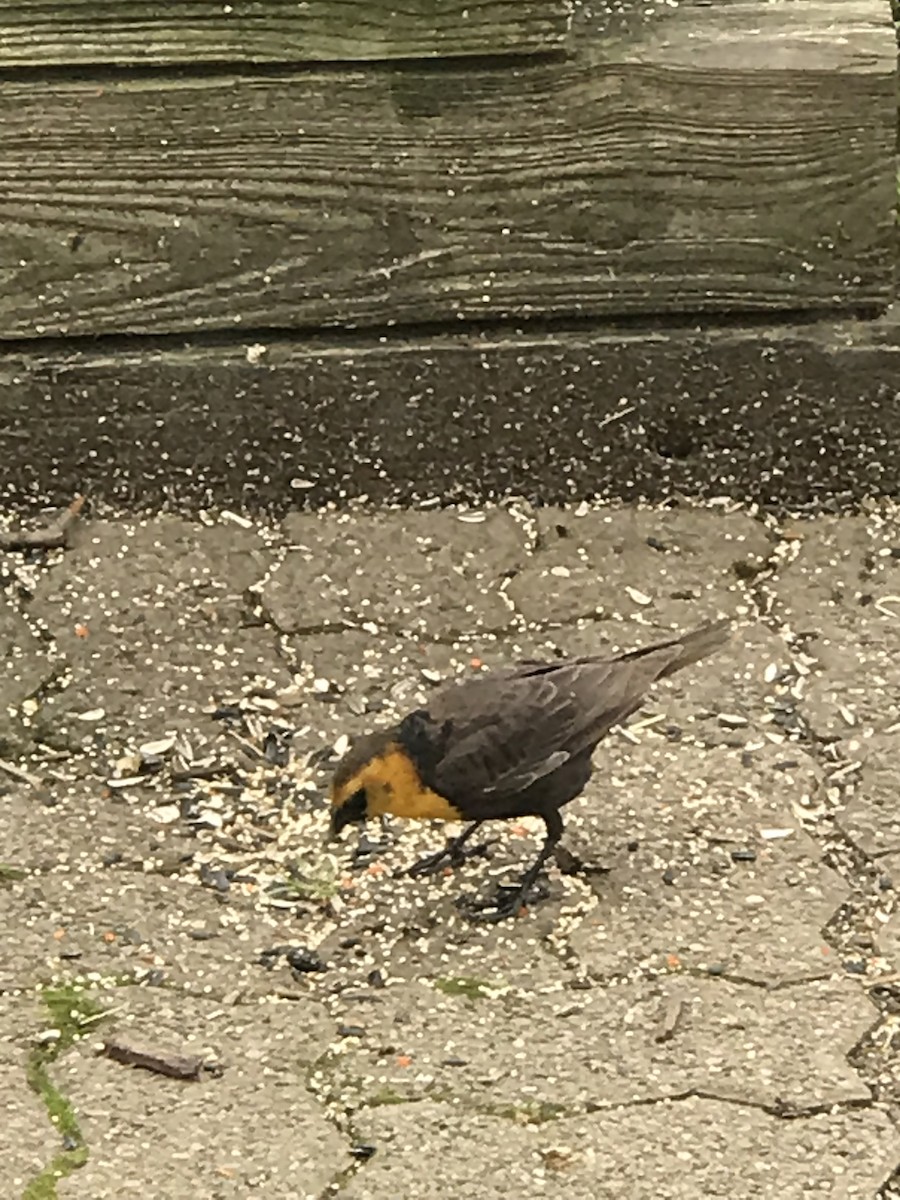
left=364, top=745, right=462, bottom=823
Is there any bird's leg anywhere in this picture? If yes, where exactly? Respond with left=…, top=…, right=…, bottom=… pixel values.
left=462, top=808, right=563, bottom=922
left=407, top=820, right=494, bottom=878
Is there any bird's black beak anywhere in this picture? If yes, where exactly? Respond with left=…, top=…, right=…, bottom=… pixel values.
left=326, top=789, right=368, bottom=843
left=327, top=806, right=352, bottom=841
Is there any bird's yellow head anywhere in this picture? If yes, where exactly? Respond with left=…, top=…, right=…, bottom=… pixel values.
left=327, top=730, right=401, bottom=838
left=327, top=727, right=461, bottom=838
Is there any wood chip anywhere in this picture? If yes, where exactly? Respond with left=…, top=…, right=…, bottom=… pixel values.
left=101, top=1033, right=217, bottom=1081
left=654, top=995, right=683, bottom=1043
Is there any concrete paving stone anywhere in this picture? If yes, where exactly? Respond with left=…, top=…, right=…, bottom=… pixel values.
left=0, top=865, right=303, bottom=1001
left=321, top=975, right=873, bottom=1114
left=70, top=985, right=334, bottom=1076
left=262, top=508, right=525, bottom=640
left=770, top=512, right=900, bottom=637
left=26, top=517, right=287, bottom=749
left=55, top=991, right=343, bottom=1200
left=504, top=505, right=771, bottom=628
left=282, top=628, right=498, bottom=751
left=767, top=513, right=900, bottom=742
left=563, top=742, right=843, bottom=984
left=312, top=872, right=585, bottom=993
left=799, top=650, right=900, bottom=748
left=343, top=1098, right=896, bottom=1200
left=0, top=780, right=184, bottom=873
left=836, top=731, right=900, bottom=859
left=794, top=630, right=900, bottom=747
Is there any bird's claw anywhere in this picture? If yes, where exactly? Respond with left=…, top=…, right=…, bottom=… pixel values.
left=408, top=838, right=497, bottom=879
left=350, top=835, right=391, bottom=867
left=456, top=878, right=550, bottom=923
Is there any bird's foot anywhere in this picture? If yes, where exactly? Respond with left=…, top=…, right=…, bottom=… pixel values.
left=350, top=833, right=391, bottom=867
left=456, top=877, right=550, bottom=923
left=408, top=838, right=497, bottom=879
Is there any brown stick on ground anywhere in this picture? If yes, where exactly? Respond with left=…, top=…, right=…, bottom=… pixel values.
left=101, top=1033, right=216, bottom=1081
left=653, top=995, right=684, bottom=1044
left=0, top=494, right=85, bottom=551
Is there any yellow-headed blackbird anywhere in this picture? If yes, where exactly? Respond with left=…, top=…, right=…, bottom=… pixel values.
left=328, top=618, right=730, bottom=920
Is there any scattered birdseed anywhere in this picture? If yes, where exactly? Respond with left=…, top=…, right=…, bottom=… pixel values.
left=149, top=804, right=182, bottom=824
left=139, top=736, right=176, bottom=757
left=220, top=510, right=254, bottom=529
left=624, top=586, right=652, bottom=606
left=3, top=497, right=897, bottom=1177
left=717, top=713, right=748, bottom=728
left=75, top=708, right=105, bottom=722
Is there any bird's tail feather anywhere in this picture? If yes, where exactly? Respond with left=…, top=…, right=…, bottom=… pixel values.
left=621, top=618, right=731, bottom=679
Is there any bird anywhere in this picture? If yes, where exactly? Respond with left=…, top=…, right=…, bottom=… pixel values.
left=327, top=618, right=730, bottom=921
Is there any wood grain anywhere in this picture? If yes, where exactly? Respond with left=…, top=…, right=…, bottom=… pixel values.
left=0, top=0, right=572, bottom=64
left=0, top=0, right=893, bottom=338
left=3, top=317, right=900, bottom=512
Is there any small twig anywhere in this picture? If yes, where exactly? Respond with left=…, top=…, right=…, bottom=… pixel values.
left=225, top=728, right=265, bottom=759
left=0, top=758, right=44, bottom=789
left=654, top=995, right=684, bottom=1044
left=0, top=494, right=85, bottom=552
left=101, top=1033, right=219, bottom=1081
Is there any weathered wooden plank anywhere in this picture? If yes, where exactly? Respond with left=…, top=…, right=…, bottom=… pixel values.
left=0, top=0, right=572, bottom=64
left=0, top=0, right=893, bottom=339
left=2, top=317, right=899, bottom=514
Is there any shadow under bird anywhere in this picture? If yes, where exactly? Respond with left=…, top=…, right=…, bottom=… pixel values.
left=328, top=618, right=731, bottom=921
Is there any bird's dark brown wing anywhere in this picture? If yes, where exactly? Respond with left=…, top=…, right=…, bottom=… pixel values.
left=410, top=648, right=680, bottom=806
